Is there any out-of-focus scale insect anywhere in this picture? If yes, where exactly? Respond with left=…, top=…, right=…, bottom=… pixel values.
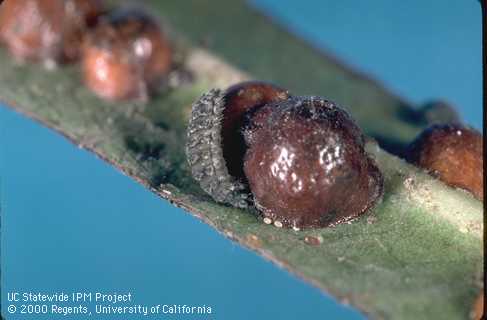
left=81, top=8, right=173, bottom=101
left=0, top=0, right=104, bottom=66
left=406, top=124, right=483, bottom=201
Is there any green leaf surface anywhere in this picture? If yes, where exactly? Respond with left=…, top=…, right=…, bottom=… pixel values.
left=0, top=1, right=482, bottom=319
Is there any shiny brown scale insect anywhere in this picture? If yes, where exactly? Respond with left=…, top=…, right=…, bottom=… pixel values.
left=81, top=8, right=172, bottom=101
left=406, top=124, right=483, bottom=201
left=243, top=96, right=383, bottom=228
left=0, top=0, right=104, bottom=65
left=187, top=82, right=384, bottom=229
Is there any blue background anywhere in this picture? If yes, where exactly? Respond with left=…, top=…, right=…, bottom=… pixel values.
left=1, top=1, right=481, bottom=319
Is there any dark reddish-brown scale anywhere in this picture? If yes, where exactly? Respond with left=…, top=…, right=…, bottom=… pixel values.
left=62, top=0, right=106, bottom=62
left=0, top=0, right=104, bottom=64
left=221, top=81, right=289, bottom=180
left=243, top=96, right=383, bottom=229
left=406, top=124, right=483, bottom=201
left=82, top=8, right=172, bottom=101
left=187, top=82, right=384, bottom=228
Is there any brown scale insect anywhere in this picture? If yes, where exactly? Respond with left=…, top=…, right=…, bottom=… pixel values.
left=243, top=96, right=383, bottom=228
left=81, top=8, right=172, bottom=101
left=406, top=124, right=483, bottom=201
left=186, top=82, right=384, bottom=229
left=0, top=0, right=104, bottom=65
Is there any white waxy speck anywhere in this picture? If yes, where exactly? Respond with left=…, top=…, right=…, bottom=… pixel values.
left=271, top=147, right=295, bottom=181
left=263, top=217, right=272, bottom=225
left=319, top=140, right=343, bottom=174
left=319, top=147, right=329, bottom=166
left=271, top=163, right=278, bottom=176
left=274, top=221, right=283, bottom=228
left=334, top=145, right=340, bottom=157
left=292, top=221, right=300, bottom=231
left=279, top=148, right=294, bottom=167
left=43, top=59, right=57, bottom=70
left=325, top=162, right=334, bottom=173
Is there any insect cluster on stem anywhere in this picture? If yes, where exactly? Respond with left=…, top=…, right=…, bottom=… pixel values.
left=0, top=0, right=175, bottom=101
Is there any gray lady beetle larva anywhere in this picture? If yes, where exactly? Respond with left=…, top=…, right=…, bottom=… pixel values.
left=186, top=81, right=289, bottom=208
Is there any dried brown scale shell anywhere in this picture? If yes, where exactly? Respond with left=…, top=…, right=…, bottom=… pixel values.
left=186, top=89, right=251, bottom=208
left=243, top=96, right=384, bottom=229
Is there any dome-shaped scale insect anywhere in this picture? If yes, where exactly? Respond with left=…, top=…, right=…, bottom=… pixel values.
left=186, top=82, right=384, bottom=229
left=81, top=8, right=172, bottom=101
left=406, top=124, right=483, bottom=201
left=0, top=0, right=104, bottom=65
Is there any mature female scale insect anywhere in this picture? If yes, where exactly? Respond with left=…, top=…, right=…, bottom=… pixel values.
left=0, top=0, right=104, bottom=65
left=406, top=124, right=483, bottom=201
left=186, top=81, right=384, bottom=229
left=81, top=8, right=173, bottom=101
